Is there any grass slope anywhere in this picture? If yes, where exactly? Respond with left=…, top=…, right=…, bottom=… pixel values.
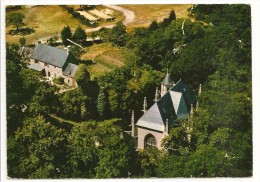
left=81, top=43, right=125, bottom=78
left=6, top=5, right=87, bottom=44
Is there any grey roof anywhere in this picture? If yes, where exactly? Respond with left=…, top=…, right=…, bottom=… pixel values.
left=170, top=80, right=197, bottom=111
left=31, top=44, right=69, bottom=68
left=136, top=104, right=164, bottom=132
left=28, top=64, right=45, bottom=71
left=161, top=73, right=173, bottom=86
left=136, top=90, right=189, bottom=132
left=63, top=63, right=78, bottom=77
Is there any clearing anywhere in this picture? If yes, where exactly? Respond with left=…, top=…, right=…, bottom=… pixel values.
left=120, top=4, right=192, bottom=29
left=6, top=5, right=88, bottom=44
left=80, top=42, right=125, bottom=78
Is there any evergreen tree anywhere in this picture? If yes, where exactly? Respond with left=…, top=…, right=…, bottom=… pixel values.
left=72, top=26, right=87, bottom=45
left=61, top=26, right=72, bottom=46
left=97, top=89, right=109, bottom=119
left=149, top=20, right=159, bottom=30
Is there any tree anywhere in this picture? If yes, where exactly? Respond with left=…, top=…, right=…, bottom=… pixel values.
left=97, top=89, right=109, bottom=119
left=59, top=88, right=90, bottom=120
left=184, top=145, right=234, bottom=177
left=168, top=9, right=176, bottom=21
left=6, top=44, right=24, bottom=136
left=74, top=64, right=90, bottom=88
left=72, top=26, right=87, bottom=45
left=61, top=26, right=72, bottom=46
left=67, top=120, right=135, bottom=178
left=28, top=83, right=58, bottom=116
left=19, top=68, right=43, bottom=103
left=157, top=154, right=186, bottom=177
left=19, top=37, right=26, bottom=46
left=137, top=148, right=161, bottom=177
left=6, top=13, right=25, bottom=30
left=67, top=122, right=99, bottom=178
left=160, top=10, right=176, bottom=27
left=149, top=20, right=159, bottom=30
left=109, top=21, right=127, bottom=47
left=8, top=116, right=67, bottom=178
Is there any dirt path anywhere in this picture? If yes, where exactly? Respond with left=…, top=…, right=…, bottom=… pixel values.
left=85, top=5, right=135, bottom=33
left=105, top=5, right=135, bottom=25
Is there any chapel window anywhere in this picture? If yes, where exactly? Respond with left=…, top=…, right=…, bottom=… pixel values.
left=145, top=134, right=157, bottom=149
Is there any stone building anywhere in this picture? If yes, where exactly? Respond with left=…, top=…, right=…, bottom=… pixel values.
left=132, top=73, right=198, bottom=150
left=28, top=43, right=78, bottom=86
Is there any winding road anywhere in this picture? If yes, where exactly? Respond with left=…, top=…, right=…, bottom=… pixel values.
left=85, top=5, right=135, bottom=33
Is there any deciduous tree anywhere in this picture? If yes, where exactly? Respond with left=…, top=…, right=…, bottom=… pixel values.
left=6, top=12, right=25, bottom=30
left=8, top=116, right=67, bottom=178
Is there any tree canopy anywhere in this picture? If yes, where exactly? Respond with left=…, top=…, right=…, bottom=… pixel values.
left=6, top=12, right=25, bottom=30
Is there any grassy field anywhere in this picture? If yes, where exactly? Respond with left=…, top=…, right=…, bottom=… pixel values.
left=80, top=43, right=125, bottom=78
left=121, top=4, right=192, bottom=29
left=6, top=5, right=88, bottom=44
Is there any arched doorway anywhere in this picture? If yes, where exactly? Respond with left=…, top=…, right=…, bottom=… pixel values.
left=144, top=134, right=157, bottom=149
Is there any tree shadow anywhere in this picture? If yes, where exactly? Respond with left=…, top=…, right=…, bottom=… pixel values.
left=8, top=27, right=35, bottom=36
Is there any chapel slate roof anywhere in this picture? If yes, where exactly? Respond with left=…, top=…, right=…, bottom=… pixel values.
left=136, top=80, right=195, bottom=132
left=63, top=63, right=78, bottom=77
left=31, top=44, right=69, bottom=68
left=170, top=80, right=197, bottom=111
left=161, top=73, right=174, bottom=86
left=136, top=91, right=190, bottom=132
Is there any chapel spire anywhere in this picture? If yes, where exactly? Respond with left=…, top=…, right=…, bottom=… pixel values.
left=161, top=71, right=174, bottom=96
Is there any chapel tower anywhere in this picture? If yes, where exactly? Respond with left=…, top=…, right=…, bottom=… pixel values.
left=161, top=71, right=174, bottom=96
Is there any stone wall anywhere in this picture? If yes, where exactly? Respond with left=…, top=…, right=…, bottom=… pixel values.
left=137, top=127, right=165, bottom=150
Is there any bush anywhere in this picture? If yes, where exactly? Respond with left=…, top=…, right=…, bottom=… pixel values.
left=53, top=76, right=64, bottom=85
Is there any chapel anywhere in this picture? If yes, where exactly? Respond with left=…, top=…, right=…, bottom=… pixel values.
left=130, top=72, right=199, bottom=150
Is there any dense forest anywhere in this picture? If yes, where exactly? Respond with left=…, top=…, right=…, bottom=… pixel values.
left=6, top=4, right=252, bottom=178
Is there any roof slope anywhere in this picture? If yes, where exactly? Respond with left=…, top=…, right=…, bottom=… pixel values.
left=136, top=104, right=165, bottom=132
left=161, top=73, right=174, bottom=86
left=63, top=63, right=78, bottom=77
left=170, top=80, right=197, bottom=111
left=31, top=44, right=69, bottom=68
